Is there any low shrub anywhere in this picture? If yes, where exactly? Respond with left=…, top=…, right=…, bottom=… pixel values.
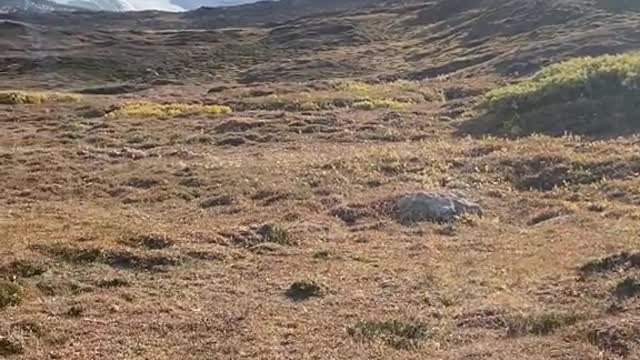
left=0, top=90, right=79, bottom=105
left=481, top=52, right=640, bottom=135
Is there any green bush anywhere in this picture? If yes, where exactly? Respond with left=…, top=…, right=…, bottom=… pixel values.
left=482, top=52, right=640, bottom=135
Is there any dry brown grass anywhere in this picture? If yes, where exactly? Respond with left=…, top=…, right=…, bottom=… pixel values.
left=2, top=0, right=640, bottom=358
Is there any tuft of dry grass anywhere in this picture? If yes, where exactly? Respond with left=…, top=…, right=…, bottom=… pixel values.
left=347, top=319, right=429, bottom=350
left=506, top=311, right=584, bottom=337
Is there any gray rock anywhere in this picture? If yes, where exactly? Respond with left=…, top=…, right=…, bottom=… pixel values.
left=394, top=191, right=482, bottom=224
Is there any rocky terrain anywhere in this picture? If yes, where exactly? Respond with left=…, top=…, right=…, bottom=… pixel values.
left=1, top=0, right=640, bottom=359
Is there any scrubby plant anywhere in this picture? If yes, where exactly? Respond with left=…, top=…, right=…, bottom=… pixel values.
left=481, top=52, right=640, bottom=135
left=0, top=280, right=22, bottom=309
left=108, top=102, right=232, bottom=118
left=506, top=311, right=583, bottom=336
left=347, top=319, right=429, bottom=349
left=256, top=224, right=291, bottom=245
left=0, top=90, right=79, bottom=105
left=285, top=280, right=324, bottom=300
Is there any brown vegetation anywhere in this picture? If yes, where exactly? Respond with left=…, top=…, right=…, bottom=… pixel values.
left=1, top=0, right=640, bottom=358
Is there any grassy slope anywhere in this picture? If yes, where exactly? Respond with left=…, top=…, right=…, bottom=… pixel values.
left=1, top=0, right=640, bottom=359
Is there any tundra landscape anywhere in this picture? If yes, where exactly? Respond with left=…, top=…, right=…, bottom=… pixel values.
left=1, top=0, right=640, bottom=358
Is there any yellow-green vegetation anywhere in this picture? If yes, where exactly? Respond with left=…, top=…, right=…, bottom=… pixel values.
left=352, top=98, right=411, bottom=110
left=246, top=80, right=420, bottom=112
left=0, top=90, right=80, bottom=105
left=482, top=52, right=640, bottom=135
left=334, top=80, right=418, bottom=110
left=331, top=79, right=417, bottom=95
left=108, top=102, right=233, bottom=118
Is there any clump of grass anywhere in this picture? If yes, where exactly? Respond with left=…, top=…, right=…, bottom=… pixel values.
left=256, top=224, right=291, bottom=245
left=506, top=311, right=583, bottom=337
left=286, top=280, right=324, bottom=301
left=0, top=280, right=22, bottom=309
left=614, top=277, right=640, bottom=299
left=482, top=52, right=640, bottom=135
left=242, top=80, right=421, bottom=112
left=108, top=102, right=232, bottom=118
left=96, top=278, right=130, bottom=288
left=122, top=233, right=174, bottom=250
left=0, top=90, right=79, bottom=105
left=348, top=319, right=429, bottom=350
left=1, top=259, right=47, bottom=278
left=331, top=79, right=417, bottom=97
left=352, top=98, right=412, bottom=111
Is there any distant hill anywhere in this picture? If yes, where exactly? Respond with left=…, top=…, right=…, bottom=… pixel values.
left=0, top=0, right=80, bottom=12
left=171, top=0, right=266, bottom=10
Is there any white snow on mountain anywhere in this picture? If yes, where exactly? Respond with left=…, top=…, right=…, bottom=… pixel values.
left=50, top=0, right=265, bottom=11
left=52, top=0, right=184, bottom=11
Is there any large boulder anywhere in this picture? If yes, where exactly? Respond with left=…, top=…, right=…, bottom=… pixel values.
left=394, top=191, right=482, bottom=224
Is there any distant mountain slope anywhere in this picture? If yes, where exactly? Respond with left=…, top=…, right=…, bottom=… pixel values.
left=172, top=0, right=263, bottom=10
left=53, top=0, right=184, bottom=11
left=0, top=0, right=80, bottom=12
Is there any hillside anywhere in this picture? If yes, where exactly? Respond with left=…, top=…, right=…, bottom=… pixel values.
left=1, top=0, right=640, bottom=359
